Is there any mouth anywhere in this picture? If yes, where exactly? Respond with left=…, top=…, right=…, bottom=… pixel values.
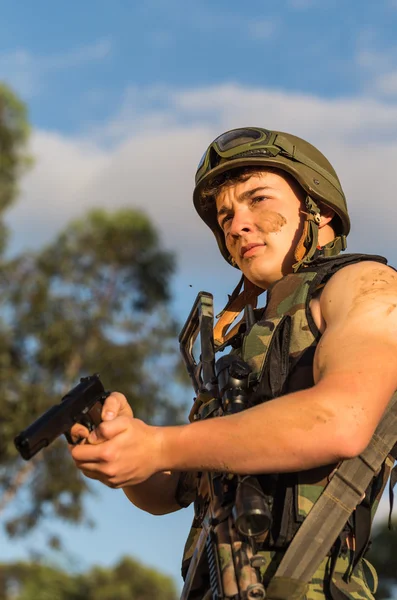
left=240, top=243, right=265, bottom=259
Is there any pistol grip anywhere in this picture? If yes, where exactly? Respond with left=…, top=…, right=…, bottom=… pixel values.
left=65, top=391, right=110, bottom=445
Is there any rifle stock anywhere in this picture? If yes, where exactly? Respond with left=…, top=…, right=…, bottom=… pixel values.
left=179, top=293, right=268, bottom=600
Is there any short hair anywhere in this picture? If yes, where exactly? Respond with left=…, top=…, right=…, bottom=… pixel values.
left=200, top=166, right=306, bottom=211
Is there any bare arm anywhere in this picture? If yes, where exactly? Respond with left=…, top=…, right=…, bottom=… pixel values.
left=71, top=261, right=397, bottom=485
left=122, top=471, right=181, bottom=515
left=157, top=261, right=397, bottom=474
left=69, top=393, right=183, bottom=515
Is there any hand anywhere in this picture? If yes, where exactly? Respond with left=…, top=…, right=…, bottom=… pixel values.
left=69, top=392, right=163, bottom=488
left=69, top=391, right=133, bottom=443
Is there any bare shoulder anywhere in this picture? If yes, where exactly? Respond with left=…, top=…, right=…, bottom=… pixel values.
left=311, top=260, right=397, bottom=453
left=320, top=260, right=397, bottom=330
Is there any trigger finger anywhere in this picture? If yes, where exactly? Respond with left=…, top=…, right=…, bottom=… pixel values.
left=70, top=423, right=90, bottom=444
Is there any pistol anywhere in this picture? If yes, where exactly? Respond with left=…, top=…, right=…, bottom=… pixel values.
left=14, top=374, right=110, bottom=460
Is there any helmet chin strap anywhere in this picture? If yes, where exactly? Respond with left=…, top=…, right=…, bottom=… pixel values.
left=292, top=196, right=321, bottom=272
left=293, top=195, right=347, bottom=272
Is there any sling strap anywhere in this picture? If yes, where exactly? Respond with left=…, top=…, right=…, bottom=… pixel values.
left=266, top=391, right=397, bottom=600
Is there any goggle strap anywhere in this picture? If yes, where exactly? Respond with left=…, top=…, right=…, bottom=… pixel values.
left=197, top=132, right=343, bottom=199
left=275, top=135, right=342, bottom=193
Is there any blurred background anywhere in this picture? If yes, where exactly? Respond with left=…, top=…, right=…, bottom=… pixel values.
left=0, top=0, right=396, bottom=598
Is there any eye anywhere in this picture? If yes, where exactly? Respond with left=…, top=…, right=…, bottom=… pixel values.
left=219, top=213, right=233, bottom=230
left=251, top=195, right=267, bottom=205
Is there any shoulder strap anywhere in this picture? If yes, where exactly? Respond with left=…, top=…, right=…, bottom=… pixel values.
left=266, top=391, right=397, bottom=600
left=302, top=253, right=388, bottom=287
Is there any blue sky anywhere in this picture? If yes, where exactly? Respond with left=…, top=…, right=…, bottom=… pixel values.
left=2, top=0, right=397, bottom=132
left=1, top=0, right=397, bottom=590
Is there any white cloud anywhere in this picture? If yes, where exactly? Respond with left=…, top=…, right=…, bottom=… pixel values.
left=355, top=43, right=397, bottom=98
left=0, top=39, right=112, bottom=97
left=172, top=84, right=397, bottom=144
left=6, top=83, right=397, bottom=300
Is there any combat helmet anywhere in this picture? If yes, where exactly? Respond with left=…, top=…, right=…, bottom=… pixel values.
left=193, top=127, right=350, bottom=271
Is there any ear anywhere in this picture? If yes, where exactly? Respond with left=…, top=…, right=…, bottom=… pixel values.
left=318, top=206, right=335, bottom=228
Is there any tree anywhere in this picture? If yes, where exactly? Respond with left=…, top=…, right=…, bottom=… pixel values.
left=366, top=521, right=397, bottom=600
left=0, top=84, right=32, bottom=252
left=0, top=556, right=178, bottom=600
left=0, top=83, right=187, bottom=556
left=0, top=207, right=185, bottom=545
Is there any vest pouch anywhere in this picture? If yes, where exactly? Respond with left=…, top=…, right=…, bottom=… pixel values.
left=361, top=558, right=378, bottom=595
left=249, top=315, right=292, bottom=403
left=329, top=554, right=377, bottom=600
left=295, top=465, right=335, bottom=522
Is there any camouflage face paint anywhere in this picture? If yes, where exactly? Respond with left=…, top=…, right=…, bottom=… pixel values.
left=255, top=211, right=287, bottom=235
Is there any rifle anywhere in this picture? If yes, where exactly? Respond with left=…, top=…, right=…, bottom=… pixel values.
left=179, top=292, right=271, bottom=600
left=14, top=374, right=110, bottom=460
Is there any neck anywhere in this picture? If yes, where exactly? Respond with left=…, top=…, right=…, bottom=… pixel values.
left=318, top=225, right=336, bottom=247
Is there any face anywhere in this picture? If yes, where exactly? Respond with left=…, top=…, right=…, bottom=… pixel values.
left=215, top=171, right=306, bottom=288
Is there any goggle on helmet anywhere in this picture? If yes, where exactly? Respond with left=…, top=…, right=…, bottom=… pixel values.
left=193, top=127, right=350, bottom=268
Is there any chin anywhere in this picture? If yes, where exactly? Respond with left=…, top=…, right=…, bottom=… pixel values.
left=244, top=268, right=281, bottom=289
left=241, top=256, right=277, bottom=286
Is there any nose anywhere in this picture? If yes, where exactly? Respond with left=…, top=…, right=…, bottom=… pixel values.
left=228, top=207, right=254, bottom=238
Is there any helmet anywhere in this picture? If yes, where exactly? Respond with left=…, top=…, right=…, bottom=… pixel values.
left=193, top=127, right=350, bottom=267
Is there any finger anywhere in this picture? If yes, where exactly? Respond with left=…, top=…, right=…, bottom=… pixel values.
left=101, top=392, right=133, bottom=421
left=80, top=468, right=99, bottom=480
left=70, top=440, right=104, bottom=463
left=68, top=437, right=88, bottom=450
left=87, top=415, right=131, bottom=445
left=80, top=468, right=121, bottom=488
left=69, top=423, right=90, bottom=444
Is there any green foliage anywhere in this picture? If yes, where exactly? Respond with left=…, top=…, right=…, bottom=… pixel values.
left=0, top=556, right=178, bottom=600
left=0, top=84, right=187, bottom=556
left=0, top=206, right=186, bottom=542
left=0, top=84, right=32, bottom=252
left=366, top=520, right=397, bottom=600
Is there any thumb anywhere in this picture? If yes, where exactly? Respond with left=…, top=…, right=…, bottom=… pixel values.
left=101, top=391, right=133, bottom=422
left=87, top=415, right=130, bottom=444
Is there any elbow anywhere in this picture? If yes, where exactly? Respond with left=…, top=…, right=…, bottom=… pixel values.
left=146, top=505, right=180, bottom=516
left=333, top=425, right=372, bottom=460
left=134, top=498, right=182, bottom=516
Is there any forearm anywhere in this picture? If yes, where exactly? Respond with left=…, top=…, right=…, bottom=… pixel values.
left=157, top=379, right=369, bottom=475
left=123, top=470, right=181, bottom=515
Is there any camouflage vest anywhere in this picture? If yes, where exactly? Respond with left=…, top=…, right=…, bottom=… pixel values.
left=178, top=253, right=396, bottom=587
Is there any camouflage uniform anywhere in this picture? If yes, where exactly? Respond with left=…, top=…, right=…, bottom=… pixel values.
left=177, top=253, right=396, bottom=600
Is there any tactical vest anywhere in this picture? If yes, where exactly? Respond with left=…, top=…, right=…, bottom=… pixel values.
left=178, top=253, right=396, bottom=589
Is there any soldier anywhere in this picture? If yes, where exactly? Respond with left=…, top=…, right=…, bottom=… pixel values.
left=70, top=127, right=397, bottom=599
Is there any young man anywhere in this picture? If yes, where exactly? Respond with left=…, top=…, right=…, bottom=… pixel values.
left=70, top=128, right=397, bottom=599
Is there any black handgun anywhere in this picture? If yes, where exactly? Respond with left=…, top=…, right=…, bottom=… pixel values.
left=14, top=374, right=110, bottom=460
